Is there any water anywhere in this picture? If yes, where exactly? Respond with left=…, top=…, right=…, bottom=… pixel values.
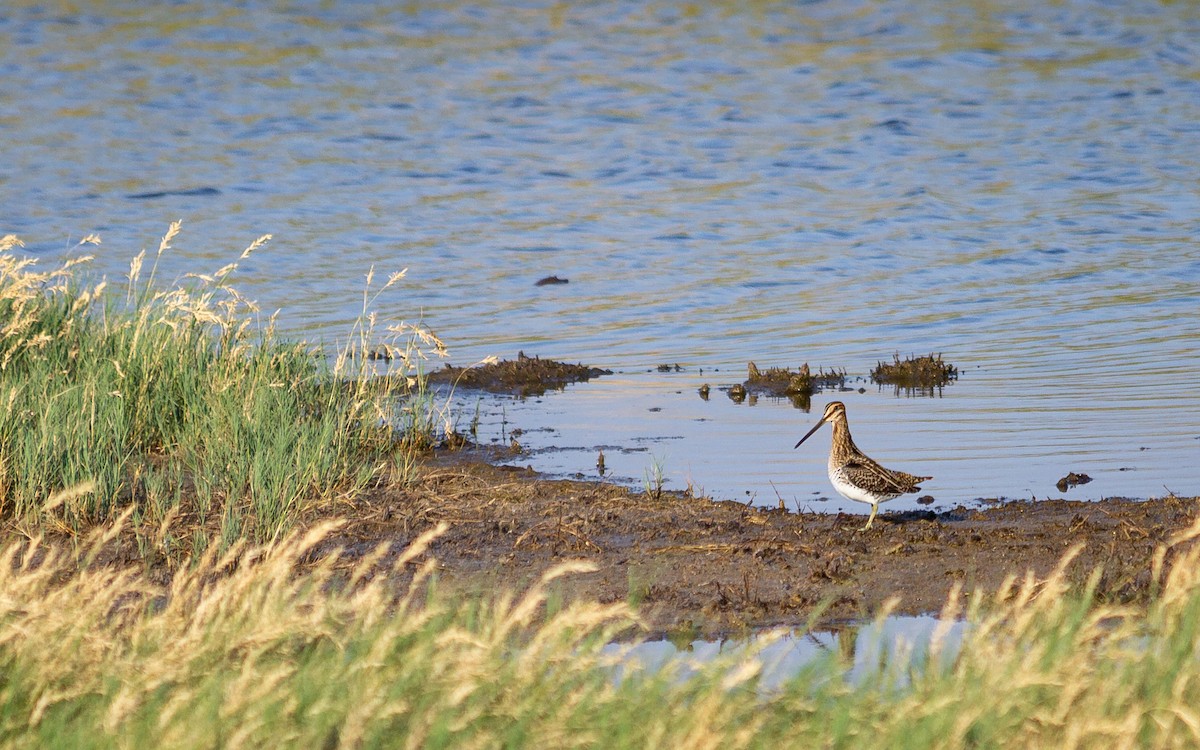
left=609, top=614, right=965, bottom=692
left=3, top=1, right=1199, bottom=512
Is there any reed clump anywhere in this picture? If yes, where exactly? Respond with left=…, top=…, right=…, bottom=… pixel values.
left=0, top=224, right=445, bottom=550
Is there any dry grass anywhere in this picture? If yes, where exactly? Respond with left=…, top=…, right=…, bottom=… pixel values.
left=0, top=521, right=645, bottom=748
left=2, top=513, right=1200, bottom=747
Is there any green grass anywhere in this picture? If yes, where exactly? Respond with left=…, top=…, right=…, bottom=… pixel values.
left=0, top=224, right=442, bottom=546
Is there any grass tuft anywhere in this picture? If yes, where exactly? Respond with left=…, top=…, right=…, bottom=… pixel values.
left=0, top=224, right=445, bottom=546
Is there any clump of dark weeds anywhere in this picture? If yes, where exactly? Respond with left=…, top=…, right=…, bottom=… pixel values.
left=430, top=351, right=612, bottom=396
left=744, top=361, right=846, bottom=397
left=871, top=353, right=957, bottom=391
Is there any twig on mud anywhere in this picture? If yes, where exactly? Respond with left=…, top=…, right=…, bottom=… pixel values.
left=712, top=574, right=766, bottom=610
left=513, top=517, right=601, bottom=554
left=652, top=540, right=815, bottom=556
left=419, top=470, right=527, bottom=498
left=1093, top=507, right=1152, bottom=541
left=1068, top=514, right=1089, bottom=534
left=768, top=481, right=789, bottom=512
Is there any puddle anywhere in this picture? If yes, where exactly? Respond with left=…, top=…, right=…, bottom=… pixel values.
left=607, top=615, right=966, bottom=692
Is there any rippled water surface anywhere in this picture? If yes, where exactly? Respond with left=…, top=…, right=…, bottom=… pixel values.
left=3, top=1, right=1198, bottom=511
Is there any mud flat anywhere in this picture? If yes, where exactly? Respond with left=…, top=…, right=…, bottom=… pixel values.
left=312, top=452, right=1198, bottom=638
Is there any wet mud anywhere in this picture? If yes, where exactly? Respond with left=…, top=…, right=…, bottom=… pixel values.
left=708, top=355, right=958, bottom=409
left=313, top=453, right=1199, bottom=639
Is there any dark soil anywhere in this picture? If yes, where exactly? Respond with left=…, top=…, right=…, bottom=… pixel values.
left=18, top=447, right=1196, bottom=642
left=310, top=451, right=1199, bottom=639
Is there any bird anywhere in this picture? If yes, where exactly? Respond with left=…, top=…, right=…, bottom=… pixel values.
left=794, top=401, right=930, bottom=531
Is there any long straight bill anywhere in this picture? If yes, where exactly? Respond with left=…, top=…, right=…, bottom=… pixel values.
left=794, top=418, right=826, bottom=449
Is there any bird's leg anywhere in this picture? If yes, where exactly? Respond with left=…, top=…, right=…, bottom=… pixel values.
left=859, top=504, right=879, bottom=532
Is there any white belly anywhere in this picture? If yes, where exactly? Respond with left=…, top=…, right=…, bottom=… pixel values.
left=829, top=467, right=901, bottom=506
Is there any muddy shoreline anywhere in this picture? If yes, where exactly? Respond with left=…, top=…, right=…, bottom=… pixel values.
left=18, top=349, right=1191, bottom=640
left=315, top=449, right=1198, bottom=639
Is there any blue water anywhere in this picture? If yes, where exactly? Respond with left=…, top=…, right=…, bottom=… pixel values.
left=3, top=1, right=1199, bottom=512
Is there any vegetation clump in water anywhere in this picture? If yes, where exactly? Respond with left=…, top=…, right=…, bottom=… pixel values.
left=722, top=362, right=846, bottom=409
left=744, top=361, right=846, bottom=396
left=871, top=353, right=958, bottom=392
left=431, top=351, right=611, bottom=396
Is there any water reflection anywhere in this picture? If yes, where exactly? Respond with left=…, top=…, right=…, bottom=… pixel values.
left=609, top=614, right=966, bottom=692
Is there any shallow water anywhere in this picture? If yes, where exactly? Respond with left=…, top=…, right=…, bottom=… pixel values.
left=3, top=1, right=1199, bottom=512
left=609, top=614, right=964, bottom=691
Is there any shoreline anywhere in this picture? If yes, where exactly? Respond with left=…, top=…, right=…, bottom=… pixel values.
left=305, top=450, right=1198, bottom=638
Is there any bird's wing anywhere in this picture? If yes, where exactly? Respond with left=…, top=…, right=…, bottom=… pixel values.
left=845, top=457, right=925, bottom=494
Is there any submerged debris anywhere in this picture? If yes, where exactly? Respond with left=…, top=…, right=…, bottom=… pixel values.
left=871, top=353, right=958, bottom=392
left=1056, top=472, right=1094, bottom=493
left=430, top=351, right=611, bottom=396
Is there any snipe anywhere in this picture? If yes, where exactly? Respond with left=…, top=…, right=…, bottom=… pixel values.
left=794, top=401, right=930, bottom=531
